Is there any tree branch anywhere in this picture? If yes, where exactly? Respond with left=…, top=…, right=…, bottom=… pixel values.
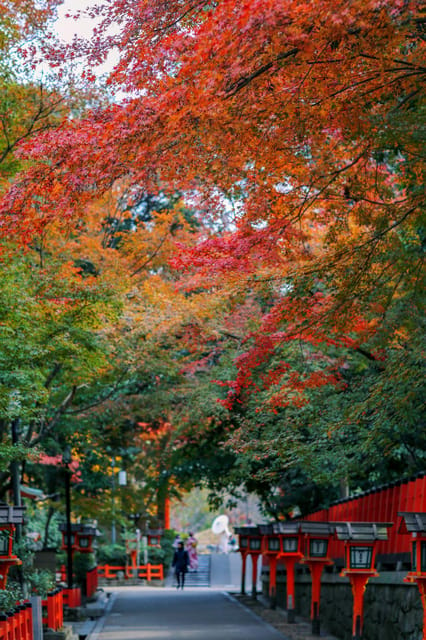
left=225, top=48, right=299, bottom=97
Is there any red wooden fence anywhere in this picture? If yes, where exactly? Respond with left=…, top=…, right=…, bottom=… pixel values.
left=303, top=472, right=426, bottom=559
left=98, top=563, right=164, bottom=581
left=0, top=602, right=33, bottom=640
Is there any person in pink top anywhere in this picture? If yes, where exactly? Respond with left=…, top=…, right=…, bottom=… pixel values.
left=186, top=532, right=199, bottom=571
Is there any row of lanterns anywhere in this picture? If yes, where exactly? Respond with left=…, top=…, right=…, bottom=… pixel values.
left=235, top=513, right=426, bottom=640
left=1, top=503, right=163, bottom=589
left=1, top=502, right=425, bottom=638
left=58, top=523, right=100, bottom=554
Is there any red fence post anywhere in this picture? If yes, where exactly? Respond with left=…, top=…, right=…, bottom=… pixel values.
left=24, top=603, right=32, bottom=640
left=6, top=612, right=12, bottom=640
left=57, top=589, right=63, bottom=631
left=11, top=610, right=18, bottom=640
left=18, top=605, right=25, bottom=640
left=46, top=592, right=54, bottom=631
left=0, top=613, right=7, bottom=640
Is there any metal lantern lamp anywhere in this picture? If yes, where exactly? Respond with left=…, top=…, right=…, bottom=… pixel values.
left=334, top=521, right=392, bottom=640
left=234, top=526, right=262, bottom=597
left=59, top=524, right=76, bottom=552
left=78, top=535, right=90, bottom=550
left=147, top=529, right=163, bottom=548
left=0, top=531, right=9, bottom=556
left=259, top=524, right=281, bottom=609
left=300, top=522, right=334, bottom=635
left=0, top=504, right=25, bottom=588
left=273, top=521, right=303, bottom=623
left=399, top=512, right=426, bottom=640
left=75, top=525, right=99, bottom=553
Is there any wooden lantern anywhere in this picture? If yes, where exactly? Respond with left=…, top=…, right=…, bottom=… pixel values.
left=300, top=522, right=334, bottom=635
left=0, top=505, right=25, bottom=589
left=273, top=521, right=303, bottom=623
left=334, top=521, right=392, bottom=640
left=399, top=512, right=426, bottom=640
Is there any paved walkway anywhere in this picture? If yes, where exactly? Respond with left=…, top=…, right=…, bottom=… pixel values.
left=164, top=552, right=261, bottom=591
left=91, top=587, right=287, bottom=640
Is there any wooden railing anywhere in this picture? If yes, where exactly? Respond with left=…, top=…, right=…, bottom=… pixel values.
left=0, top=602, right=33, bottom=640
left=98, top=563, right=164, bottom=581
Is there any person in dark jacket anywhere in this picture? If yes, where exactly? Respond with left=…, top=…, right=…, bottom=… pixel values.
left=172, top=541, right=189, bottom=589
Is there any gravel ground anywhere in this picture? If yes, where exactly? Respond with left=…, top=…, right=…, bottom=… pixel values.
left=232, top=593, right=341, bottom=640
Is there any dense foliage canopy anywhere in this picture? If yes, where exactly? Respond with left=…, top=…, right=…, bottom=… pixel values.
left=0, top=0, right=424, bottom=527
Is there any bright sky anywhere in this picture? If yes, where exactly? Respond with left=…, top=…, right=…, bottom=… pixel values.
left=53, top=0, right=119, bottom=74
left=54, top=0, right=100, bottom=43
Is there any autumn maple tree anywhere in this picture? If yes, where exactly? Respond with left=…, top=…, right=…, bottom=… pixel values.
left=0, top=0, right=424, bottom=518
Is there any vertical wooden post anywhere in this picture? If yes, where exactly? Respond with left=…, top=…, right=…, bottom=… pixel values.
left=269, top=556, right=277, bottom=609
left=241, top=554, right=246, bottom=595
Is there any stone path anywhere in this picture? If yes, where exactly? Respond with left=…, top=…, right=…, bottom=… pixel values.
left=91, top=587, right=289, bottom=639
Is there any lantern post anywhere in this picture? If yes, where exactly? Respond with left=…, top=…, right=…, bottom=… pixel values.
left=235, top=526, right=262, bottom=597
left=62, top=446, right=74, bottom=589
left=334, top=522, right=392, bottom=640
left=274, top=521, right=303, bottom=623
left=234, top=527, right=248, bottom=595
left=0, top=504, right=25, bottom=589
left=259, top=524, right=281, bottom=609
left=300, top=522, right=334, bottom=635
left=399, top=512, right=426, bottom=640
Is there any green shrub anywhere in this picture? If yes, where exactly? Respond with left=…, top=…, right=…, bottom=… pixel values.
left=160, top=530, right=177, bottom=568
left=27, top=569, right=56, bottom=598
left=147, top=546, right=166, bottom=565
left=0, top=581, right=23, bottom=613
left=73, top=552, right=96, bottom=592
left=96, top=543, right=127, bottom=566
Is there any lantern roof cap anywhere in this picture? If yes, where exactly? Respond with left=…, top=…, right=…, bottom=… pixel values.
left=272, top=521, right=301, bottom=535
left=398, top=512, right=426, bottom=533
left=258, top=523, right=275, bottom=535
left=300, top=522, right=334, bottom=536
left=146, top=529, right=163, bottom=536
left=331, top=521, right=392, bottom=541
left=234, top=526, right=261, bottom=536
left=0, top=504, right=25, bottom=524
left=59, top=523, right=100, bottom=536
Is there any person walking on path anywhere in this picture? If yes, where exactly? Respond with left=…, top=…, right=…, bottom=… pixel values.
left=172, top=534, right=182, bottom=549
left=186, top=531, right=199, bottom=571
left=172, top=541, right=189, bottom=589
